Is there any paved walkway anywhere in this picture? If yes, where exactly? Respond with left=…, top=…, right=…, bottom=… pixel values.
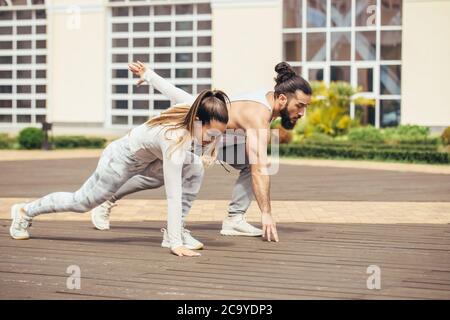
left=1, top=149, right=450, bottom=174
left=1, top=158, right=449, bottom=202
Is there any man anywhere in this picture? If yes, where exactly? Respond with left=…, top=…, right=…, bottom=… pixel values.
left=91, top=61, right=312, bottom=248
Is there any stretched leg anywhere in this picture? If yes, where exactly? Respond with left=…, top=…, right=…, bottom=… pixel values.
left=111, top=159, right=165, bottom=202
left=25, top=139, right=140, bottom=217
left=10, top=137, right=142, bottom=239
left=218, top=143, right=263, bottom=237
left=217, top=143, right=253, bottom=216
left=227, top=163, right=253, bottom=215
left=90, top=159, right=165, bottom=230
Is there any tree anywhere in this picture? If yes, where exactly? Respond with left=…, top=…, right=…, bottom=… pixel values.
left=296, top=81, right=375, bottom=137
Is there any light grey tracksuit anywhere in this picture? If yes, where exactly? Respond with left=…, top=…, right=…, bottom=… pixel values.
left=24, top=125, right=204, bottom=248
left=110, top=141, right=253, bottom=216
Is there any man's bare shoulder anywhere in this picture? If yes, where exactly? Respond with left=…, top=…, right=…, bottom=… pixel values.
left=230, top=100, right=272, bottom=129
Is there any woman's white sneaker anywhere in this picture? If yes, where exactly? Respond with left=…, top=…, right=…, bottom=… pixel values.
left=10, top=203, right=32, bottom=240
left=161, top=228, right=204, bottom=250
left=220, top=214, right=263, bottom=237
left=91, top=200, right=116, bottom=230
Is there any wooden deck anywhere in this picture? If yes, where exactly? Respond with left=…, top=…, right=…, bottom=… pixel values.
left=1, top=220, right=449, bottom=300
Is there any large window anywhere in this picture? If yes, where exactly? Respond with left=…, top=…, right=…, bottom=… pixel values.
left=0, top=0, right=47, bottom=126
left=107, top=0, right=212, bottom=128
left=283, top=0, right=402, bottom=127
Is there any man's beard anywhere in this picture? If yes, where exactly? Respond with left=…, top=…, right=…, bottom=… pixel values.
left=280, top=107, right=295, bottom=130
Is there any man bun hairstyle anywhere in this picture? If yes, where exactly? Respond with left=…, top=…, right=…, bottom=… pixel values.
left=274, top=62, right=312, bottom=98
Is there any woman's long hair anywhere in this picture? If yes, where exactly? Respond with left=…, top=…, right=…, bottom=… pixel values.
left=146, top=89, right=230, bottom=156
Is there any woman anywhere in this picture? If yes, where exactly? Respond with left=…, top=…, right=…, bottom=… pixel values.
left=9, top=88, right=230, bottom=257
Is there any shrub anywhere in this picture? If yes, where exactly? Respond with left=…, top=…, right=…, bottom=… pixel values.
left=388, top=125, right=429, bottom=137
left=18, top=127, right=44, bottom=149
left=270, top=144, right=449, bottom=164
left=301, top=81, right=374, bottom=137
left=347, top=126, right=384, bottom=143
left=0, top=133, right=15, bottom=149
left=383, top=125, right=430, bottom=143
left=303, top=132, right=333, bottom=143
left=52, top=136, right=106, bottom=149
left=441, top=126, right=450, bottom=145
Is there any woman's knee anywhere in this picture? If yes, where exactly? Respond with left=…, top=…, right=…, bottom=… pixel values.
left=71, top=199, right=96, bottom=213
left=184, top=162, right=204, bottom=178
left=72, top=192, right=109, bottom=213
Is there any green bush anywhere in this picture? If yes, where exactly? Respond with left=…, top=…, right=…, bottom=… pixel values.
left=52, top=136, right=106, bottom=149
left=270, top=144, right=449, bottom=164
left=441, top=126, right=450, bottom=145
left=345, top=125, right=438, bottom=145
left=347, top=126, right=384, bottom=143
left=0, top=133, right=15, bottom=149
left=383, top=125, right=430, bottom=143
left=18, top=127, right=44, bottom=149
left=385, top=125, right=429, bottom=137
left=304, top=132, right=334, bottom=143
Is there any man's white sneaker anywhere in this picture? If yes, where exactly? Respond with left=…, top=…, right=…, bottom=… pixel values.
left=220, top=214, right=263, bottom=237
left=161, top=228, right=204, bottom=250
left=10, top=203, right=32, bottom=240
left=91, top=200, right=116, bottom=231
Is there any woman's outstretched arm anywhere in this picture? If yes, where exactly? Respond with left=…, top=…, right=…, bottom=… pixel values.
left=158, top=130, right=200, bottom=257
left=129, top=61, right=195, bottom=105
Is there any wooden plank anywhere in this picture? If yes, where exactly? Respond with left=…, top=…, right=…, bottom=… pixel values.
left=1, top=220, right=449, bottom=299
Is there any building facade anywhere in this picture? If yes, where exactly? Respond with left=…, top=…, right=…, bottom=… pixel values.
left=0, top=0, right=449, bottom=136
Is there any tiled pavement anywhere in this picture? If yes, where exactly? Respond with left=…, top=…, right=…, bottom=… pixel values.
left=1, top=199, right=449, bottom=224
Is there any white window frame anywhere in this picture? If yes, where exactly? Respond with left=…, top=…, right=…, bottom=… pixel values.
left=282, top=0, right=402, bottom=128
left=0, top=0, right=48, bottom=128
left=106, top=0, right=212, bottom=129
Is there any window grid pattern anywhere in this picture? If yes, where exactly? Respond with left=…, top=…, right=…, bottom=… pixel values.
left=107, top=0, right=212, bottom=128
left=283, top=0, right=402, bottom=127
left=0, top=0, right=48, bottom=126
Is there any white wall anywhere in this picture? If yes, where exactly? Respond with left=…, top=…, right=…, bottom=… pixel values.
left=47, top=0, right=107, bottom=128
left=211, top=0, right=282, bottom=95
left=402, top=0, right=450, bottom=129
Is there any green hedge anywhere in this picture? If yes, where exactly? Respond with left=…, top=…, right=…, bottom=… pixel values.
left=52, top=136, right=107, bottom=149
left=271, top=144, right=450, bottom=164
left=345, top=125, right=439, bottom=145
left=299, top=140, right=439, bottom=152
